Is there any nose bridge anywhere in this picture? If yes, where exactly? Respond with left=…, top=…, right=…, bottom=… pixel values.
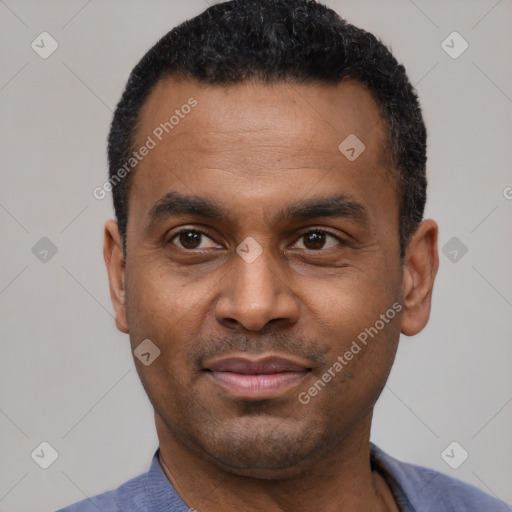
left=237, top=245, right=279, bottom=298
left=214, top=240, right=298, bottom=331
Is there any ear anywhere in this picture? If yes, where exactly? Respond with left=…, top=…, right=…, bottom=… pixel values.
left=103, top=220, right=128, bottom=334
left=400, top=219, right=439, bottom=336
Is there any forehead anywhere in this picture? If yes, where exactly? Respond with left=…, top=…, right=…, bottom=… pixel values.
left=128, top=77, right=396, bottom=227
left=136, top=77, right=388, bottom=155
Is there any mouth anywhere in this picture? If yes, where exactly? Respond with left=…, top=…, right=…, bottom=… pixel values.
left=203, top=355, right=312, bottom=400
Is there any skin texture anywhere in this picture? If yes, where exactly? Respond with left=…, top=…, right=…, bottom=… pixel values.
left=104, top=77, right=439, bottom=511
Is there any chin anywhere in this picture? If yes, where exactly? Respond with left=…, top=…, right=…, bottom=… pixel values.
left=213, top=460, right=312, bottom=480
left=192, top=415, right=330, bottom=479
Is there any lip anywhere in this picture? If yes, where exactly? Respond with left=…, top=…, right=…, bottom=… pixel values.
left=204, top=355, right=311, bottom=400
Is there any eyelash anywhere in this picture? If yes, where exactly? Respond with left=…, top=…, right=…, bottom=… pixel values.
left=168, top=228, right=345, bottom=250
left=294, top=229, right=346, bottom=250
left=168, top=227, right=214, bottom=245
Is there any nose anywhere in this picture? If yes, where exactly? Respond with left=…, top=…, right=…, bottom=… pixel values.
left=214, top=243, right=299, bottom=332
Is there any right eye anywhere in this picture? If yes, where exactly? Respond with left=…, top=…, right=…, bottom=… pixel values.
left=168, top=229, right=220, bottom=250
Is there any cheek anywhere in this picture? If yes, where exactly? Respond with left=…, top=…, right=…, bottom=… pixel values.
left=303, top=265, right=400, bottom=333
left=128, top=258, right=190, bottom=316
left=125, top=259, right=216, bottom=371
left=124, top=267, right=199, bottom=408
left=303, top=269, right=402, bottom=393
left=312, top=305, right=400, bottom=420
left=125, top=263, right=184, bottom=346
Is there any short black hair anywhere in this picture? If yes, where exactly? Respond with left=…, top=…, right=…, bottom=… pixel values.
left=108, top=0, right=426, bottom=259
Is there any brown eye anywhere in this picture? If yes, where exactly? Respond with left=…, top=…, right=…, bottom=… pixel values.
left=170, top=230, right=219, bottom=250
left=178, top=231, right=202, bottom=249
left=304, top=232, right=326, bottom=249
left=294, top=230, right=340, bottom=250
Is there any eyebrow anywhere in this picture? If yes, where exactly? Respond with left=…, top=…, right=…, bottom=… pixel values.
left=146, top=191, right=368, bottom=228
left=147, top=191, right=224, bottom=228
left=280, top=194, right=368, bottom=224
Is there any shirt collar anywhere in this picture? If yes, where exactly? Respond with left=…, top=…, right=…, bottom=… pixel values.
left=144, top=449, right=190, bottom=511
left=147, top=445, right=415, bottom=512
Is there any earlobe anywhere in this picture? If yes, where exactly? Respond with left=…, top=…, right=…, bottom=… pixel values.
left=400, top=219, right=439, bottom=337
left=103, top=220, right=129, bottom=334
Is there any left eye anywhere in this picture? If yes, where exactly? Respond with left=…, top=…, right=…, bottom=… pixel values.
left=293, top=231, right=341, bottom=250
left=170, top=230, right=219, bottom=250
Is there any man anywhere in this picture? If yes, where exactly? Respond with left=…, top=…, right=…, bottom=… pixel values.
left=59, top=0, right=506, bottom=510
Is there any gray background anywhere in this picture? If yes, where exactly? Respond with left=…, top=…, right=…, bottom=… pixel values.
left=1, top=0, right=511, bottom=510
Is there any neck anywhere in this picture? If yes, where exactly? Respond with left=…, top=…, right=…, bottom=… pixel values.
left=155, top=412, right=397, bottom=512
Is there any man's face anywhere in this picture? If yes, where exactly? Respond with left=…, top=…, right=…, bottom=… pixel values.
left=110, top=78, right=410, bottom=477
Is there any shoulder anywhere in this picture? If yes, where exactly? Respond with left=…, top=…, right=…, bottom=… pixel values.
left=55, top=451, right=189, bottom=512
left=55, top=472, right=145, bottom=512
left=371, top=444, right=509, bottom=511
